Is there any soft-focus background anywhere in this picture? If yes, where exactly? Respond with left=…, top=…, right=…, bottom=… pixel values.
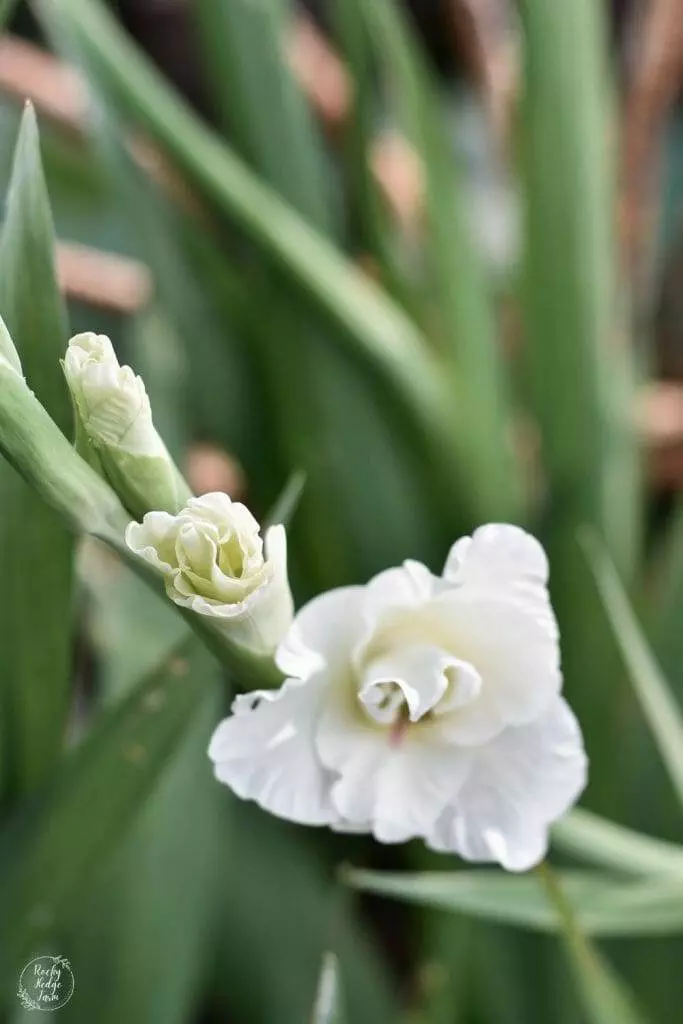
left=1, top=0, right=683, bottom=1021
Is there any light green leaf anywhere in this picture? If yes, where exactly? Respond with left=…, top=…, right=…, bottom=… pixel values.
left=0, top=638, right=214, bottom=994
left=330, top=0, right=420, bottom=315
left=194, top=0, right=336, bottom=237
left=518, top=0, right=640, bottom=577
left=311, top=953, right=347, bottom=1024
left=0, top=106, right=73, bottom=797
left=344, top=866, right=683, bottom=937
left=0, top=312, right=22, bottom=375
left=539, top=864, right=648, bottom=1024
left=190, top=0, right=445, bottom=584
left=554, top=808, right=683, bottom=879
left=263, top=469, right=307, bottom=531
left=360, top=0, right=521, bottom=523
left=582, top=531, right=683, bottom=810
left=37, top=0, right=465, bottom=511
left=0, top=106, right=70, bottom=429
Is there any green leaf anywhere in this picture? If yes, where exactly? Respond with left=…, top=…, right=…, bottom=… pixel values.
left=38, top=0, right=465, bottom=511
left=648, top=496, right=683, bottom=686
left=194, top=0, right=337, bottom=237
left=212, top=802, right=398, bottom=1024
left=0, top=106, right=74, bottom=797
left=538, top=864, right=648, bottom=1024
left=330, top=0, right=420, bottom=315
left=191, top=0, right=446, bottom=584
left=0, top=312, right=22, bottom=375
left=0, top=360, right=282, bottom=686
left=582, top=531, right=683, bottom=811
left=0, top=638, right=214, bottom=994
left=0, top=106, right=70, bottom=429
left=55, top=538, right=220, bottom=1024
left=0, top=0, right=18, bottom=30
left=58, top=685, right=224, bottom=1024
left=518, top=0, right=640, bottom=577
left=263, top=469, right=307, bottom=531
left=553, top=809, right=683, bottom=879
left=360, top=0, right=521, bottom=523
left=344, top=866, right=683, bottom=937
left=311, top=953, right=347, bottom=1024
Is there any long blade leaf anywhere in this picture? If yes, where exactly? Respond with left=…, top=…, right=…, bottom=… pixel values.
left=583, top=532, right=683, bottom=810
left=554, top=808, right=683, bottom=879
left=0, top=105, right=73, bottom=797
left=360, top=0, right=521, bottom=522
left=0, top=638, right=214, bottom=992
left=539, top=864, right=648, bottom=1024
left=518, top=0, right=640, bottom=576
left=39, top=0, right=462, bottom=495
left=344, top=866, right=683, bottom=937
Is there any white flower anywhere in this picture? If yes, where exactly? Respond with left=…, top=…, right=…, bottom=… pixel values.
left=125, top=492, right=294, bottom=654
left=63, top=332, right=188, bottom=516
left=208, top=524, right=587, bottom=871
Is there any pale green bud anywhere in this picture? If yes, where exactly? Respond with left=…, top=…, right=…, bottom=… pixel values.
left=63, top=332, right=190, bottom=518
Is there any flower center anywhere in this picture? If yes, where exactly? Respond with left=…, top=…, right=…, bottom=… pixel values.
left=356, top=644, right=483, bottom=729
left=359, top=679, right=414, bottom=726
left=217, top=532, right=248, bottom=578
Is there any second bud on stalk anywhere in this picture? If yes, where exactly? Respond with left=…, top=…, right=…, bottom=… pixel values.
left=63, top=332, right=190, bottom=518
left=126, top=494, right=293, bottom=655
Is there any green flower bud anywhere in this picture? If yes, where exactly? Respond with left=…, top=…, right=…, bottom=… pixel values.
left=63, top=332, right=190, bottom=518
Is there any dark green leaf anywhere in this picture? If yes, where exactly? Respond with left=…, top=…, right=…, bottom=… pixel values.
left=0, top=638, right=214, bottom=994
left=539, top=864, right=648, bottom=1024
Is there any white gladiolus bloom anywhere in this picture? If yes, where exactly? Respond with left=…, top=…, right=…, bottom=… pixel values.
left=63, top=333, right=189, bottom=516
left=126, top=492, right=294, bottom=654
left=208, top=525, right=587, bottom=871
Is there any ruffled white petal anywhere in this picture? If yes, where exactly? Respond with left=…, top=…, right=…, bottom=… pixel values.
left=427, top=696, right=587, bottom=871
left=426, top=595, right=561, bottom=744
left=208, top=676, right=334, bottom=825
left=275, top=586, right=363, bottom=679
left=443, top=524, right=555, bottom=629
left=316, top=686, right=472, bottom=842
left=359, top=644, right=481, bottom=724
left=125, top=512, right=177, bottom=572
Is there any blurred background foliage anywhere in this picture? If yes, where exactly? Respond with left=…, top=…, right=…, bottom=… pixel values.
left=0, top=0, right=682, bottom=1020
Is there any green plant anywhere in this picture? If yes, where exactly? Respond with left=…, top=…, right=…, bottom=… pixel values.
left=0, top=1, right=681, bottom=1021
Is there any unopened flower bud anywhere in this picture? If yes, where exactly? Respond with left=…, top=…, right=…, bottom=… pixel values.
left=63, top=332, right=189, bottom=518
